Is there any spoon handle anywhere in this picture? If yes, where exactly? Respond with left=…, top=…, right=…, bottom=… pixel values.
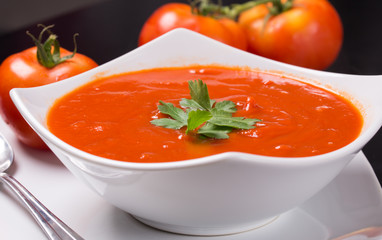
left=0, top=172, right=84, bottom=240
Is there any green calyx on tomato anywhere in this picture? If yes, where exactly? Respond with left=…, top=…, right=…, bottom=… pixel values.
left=266, top=0, right=293, bottom=16
left=189, top=0, right=229, bottom=18
left=26, top=24, right=78, bottom=69
left=189, top=0, right=294, bottom=20
left=255, top=0, right=294, bottom=31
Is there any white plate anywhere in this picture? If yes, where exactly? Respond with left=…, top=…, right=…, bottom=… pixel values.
left=0, top=117, right=381, bottom=240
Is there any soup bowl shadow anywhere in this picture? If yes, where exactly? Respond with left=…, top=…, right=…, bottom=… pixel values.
left=9, top=29, right=382, bottom=236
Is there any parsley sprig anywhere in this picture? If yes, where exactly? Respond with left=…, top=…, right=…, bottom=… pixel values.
left=151, top=80, right=261, bottom=139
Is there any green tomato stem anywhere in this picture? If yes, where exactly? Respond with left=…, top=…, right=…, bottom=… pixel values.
left=26, top=24, right=78, bottom=69
left=227, top=0, right=272, bottom=19
left=189, top=0, right=294, bottom=20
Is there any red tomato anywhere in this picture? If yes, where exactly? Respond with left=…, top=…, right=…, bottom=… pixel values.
left=138, top=3, right=248, bottom=51
left=0, top=44, right=98, bottom=149
left=238, top=0, right=343, bottom=70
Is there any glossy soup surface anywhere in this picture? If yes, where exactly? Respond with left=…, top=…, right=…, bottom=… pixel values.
left=47, top=66, right=363, bottom=163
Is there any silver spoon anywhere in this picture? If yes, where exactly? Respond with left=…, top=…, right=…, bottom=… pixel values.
left=0, top=132, right=84, bottom=240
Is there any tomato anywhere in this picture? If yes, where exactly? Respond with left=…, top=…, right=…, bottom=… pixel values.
left=238, top=0, right=343, bottom=70
left=138, top=3, right=248, bottom=51
left=0, top=26, right=98, bottom=149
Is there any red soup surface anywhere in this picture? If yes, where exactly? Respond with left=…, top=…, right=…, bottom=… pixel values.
left=47, top=65, right=363, bottom=163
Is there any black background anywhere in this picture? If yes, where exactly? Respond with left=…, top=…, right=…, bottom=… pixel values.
left=0, top=0, right=381, bottom=186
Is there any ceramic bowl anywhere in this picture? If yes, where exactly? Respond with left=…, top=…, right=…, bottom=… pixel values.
left=10, top=29, right=382, bottom=236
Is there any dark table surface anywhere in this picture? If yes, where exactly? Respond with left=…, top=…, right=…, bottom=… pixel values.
left=0, top=0, right=381, bottom=186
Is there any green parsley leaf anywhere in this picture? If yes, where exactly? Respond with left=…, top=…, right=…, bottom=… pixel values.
left=208, top=116, right=260, bottom=129
left=179, top=98, right=204, bottom=111
left=151, top=79, right=261, bottom=139
left=210, top=108, right=233, bottom=117
left=214, top=100, right=237, bottom=113
left=186, top=110, right=212, bottom=133
left=180, top=95, right=215, bottom=112
left=157, top=101, right=187, bottom=125
left=188, top=79, right=212, bottom=110
left=198, top=123, right=232, bottom=139
left=150, top=118, right=186, bottom=129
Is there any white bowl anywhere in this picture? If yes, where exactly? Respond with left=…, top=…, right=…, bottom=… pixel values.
left=10, top=29, right=382, bottom=236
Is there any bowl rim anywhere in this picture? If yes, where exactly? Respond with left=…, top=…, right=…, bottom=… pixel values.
left=10, top=28, right=382, bottom=171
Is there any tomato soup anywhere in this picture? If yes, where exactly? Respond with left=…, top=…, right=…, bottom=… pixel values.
left=47, top=66, right=363, bottom=163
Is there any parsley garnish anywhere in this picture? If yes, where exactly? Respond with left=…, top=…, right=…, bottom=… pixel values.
left=151, top=79, right=261, bottom=139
